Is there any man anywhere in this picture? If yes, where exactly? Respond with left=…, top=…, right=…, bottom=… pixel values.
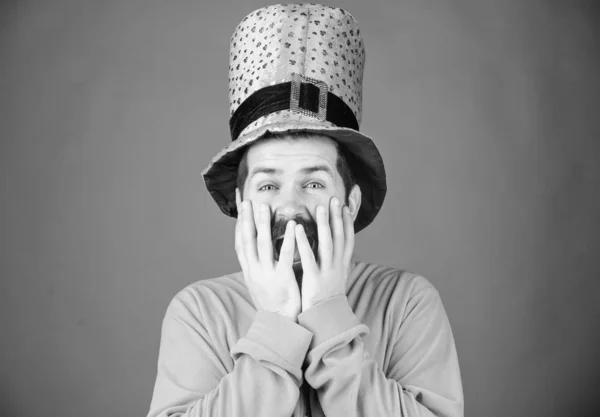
left=147, top=4, right=463, bottom=417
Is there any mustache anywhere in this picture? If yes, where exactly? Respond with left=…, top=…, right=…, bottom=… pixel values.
left=271, top=214, right=318, bottom=260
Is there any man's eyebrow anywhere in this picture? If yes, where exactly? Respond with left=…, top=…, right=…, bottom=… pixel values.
left=249, top=165, right=334, bottom=179
left=249, top=167, right=283, bottom=179
left=300, top=165, right=334, bottom=177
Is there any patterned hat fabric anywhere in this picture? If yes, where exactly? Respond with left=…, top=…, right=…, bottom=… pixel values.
left=202, top=3, right=387, bottom=233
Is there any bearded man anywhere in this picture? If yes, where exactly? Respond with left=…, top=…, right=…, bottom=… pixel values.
left=147, top=4, right=464, bottom=417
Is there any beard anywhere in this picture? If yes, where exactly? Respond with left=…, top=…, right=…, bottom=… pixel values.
left=270, top=213, right=319, bottom=263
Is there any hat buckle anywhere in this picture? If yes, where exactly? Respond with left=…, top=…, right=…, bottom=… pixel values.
left=290, top=73, right=329, bottom=122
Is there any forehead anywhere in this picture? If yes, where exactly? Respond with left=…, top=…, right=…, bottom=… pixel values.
left=246, top=135, right=339, bottom=170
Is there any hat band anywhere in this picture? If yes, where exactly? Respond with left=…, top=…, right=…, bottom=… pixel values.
left=229, top=78, right=359, bottom=141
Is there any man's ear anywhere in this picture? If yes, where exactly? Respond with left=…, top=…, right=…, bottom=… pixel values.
left=347, top=184, right=362, bottom=222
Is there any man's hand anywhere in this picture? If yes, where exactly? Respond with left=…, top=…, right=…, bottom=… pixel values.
left=295, top=196, right=355, bottom=311
left=235, top=189, right=302, bottom=321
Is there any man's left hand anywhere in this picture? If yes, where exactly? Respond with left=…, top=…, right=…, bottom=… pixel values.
left=295, top=196, right=355, bottom=311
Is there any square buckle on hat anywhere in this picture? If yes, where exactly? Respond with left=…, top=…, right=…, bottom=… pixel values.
left=290, top=73, right=328, bottom=121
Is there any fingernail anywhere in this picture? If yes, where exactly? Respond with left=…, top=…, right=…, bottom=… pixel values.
left=332, top=197, right=340, bottom=206
left=260, top=203, right=268, bottom=212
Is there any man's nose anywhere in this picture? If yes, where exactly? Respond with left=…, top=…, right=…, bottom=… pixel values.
left=273, top=187, right=306, bottom=218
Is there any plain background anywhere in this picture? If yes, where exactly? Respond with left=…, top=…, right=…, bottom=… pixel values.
left=2, top=0, right=600, bottom=416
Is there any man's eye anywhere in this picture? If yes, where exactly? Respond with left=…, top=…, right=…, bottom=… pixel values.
left=258, top=184, right=277, bottom=191
left=306, top=182, right=324, bottom=189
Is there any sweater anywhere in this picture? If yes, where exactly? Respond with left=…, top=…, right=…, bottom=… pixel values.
left=146, top=261, right=464, bottom=417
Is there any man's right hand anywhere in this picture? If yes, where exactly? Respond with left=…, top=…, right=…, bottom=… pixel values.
left=235, top=188, right=301, bottom=321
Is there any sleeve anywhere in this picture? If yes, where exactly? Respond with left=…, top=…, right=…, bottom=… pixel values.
left=297, top=283, right=464, bottom=417
left=146, top=288, right=313, bottom=417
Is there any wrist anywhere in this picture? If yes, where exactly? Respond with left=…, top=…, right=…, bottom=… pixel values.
left=302, top=292, right=343, bottom=312
left=264, top=305, right=299, bottom=322
left=279, top=312, right=299, bottom=323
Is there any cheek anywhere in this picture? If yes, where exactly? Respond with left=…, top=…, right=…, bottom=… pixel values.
left=252, top=206, right=260, bottom=224
left=305, top=195, right=332, bottom=217
left=248, top=200, right=267, bottom=224
left=241, top=190, right=263, bottom=214
left=248, top=198, right=273, bottom=224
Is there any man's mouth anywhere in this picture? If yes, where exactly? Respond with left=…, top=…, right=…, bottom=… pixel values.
left=274, top=237, right=284, bottom=257
left=273, top=235, right=318, bottom=261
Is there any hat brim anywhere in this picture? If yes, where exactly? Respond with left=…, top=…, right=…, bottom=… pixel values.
left=202, top=121, right=387, bottom=233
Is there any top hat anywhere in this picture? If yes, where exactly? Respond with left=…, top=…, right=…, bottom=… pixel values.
left=202, top=3, right=386, bottom=233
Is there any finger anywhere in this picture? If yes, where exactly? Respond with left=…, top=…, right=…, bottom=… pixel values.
left=235, top=201, right=248, bottom=272
left=278, top=220, right=297, bottom=267
left=256, top=204, right=274, bottom=266
left=296, top=223, right=317, bottom=271
left=241, top=200, right=259, bottom=267
left=235, top=188, right=242, bottom=214
left=330, top=197, right=344, bottom=262
left=316, top=204, right=332, bottom=266
left=342, top=205, right=355, bottom=266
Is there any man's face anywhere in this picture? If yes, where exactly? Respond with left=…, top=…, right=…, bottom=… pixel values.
left=242, top=136, right=349, bottom=263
